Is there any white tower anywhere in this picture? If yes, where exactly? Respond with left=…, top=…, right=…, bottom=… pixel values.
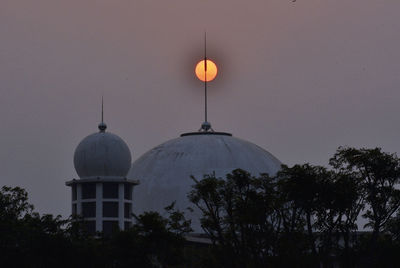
left=66, top=118, right=138, bottom=235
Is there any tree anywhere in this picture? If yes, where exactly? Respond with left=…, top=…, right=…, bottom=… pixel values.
left=0, top=186, right=75, bottom=267
left=0, top=186, right=33, bottom=220
left=188, top=169, right=281, bottom=267
left=0, top=185, right=192, bottom=268
left=275, top=164, right=353, bottom=266
left=330, top=147, right=400, bottom=243
left=101, top=210, right=190, bottom=268
left=312, top=171, right=364, bottom=267
left=275, top=164, right=327, bottom=256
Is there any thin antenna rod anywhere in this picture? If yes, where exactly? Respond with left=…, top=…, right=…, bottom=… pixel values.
left=98, top=95, right=107, bottom=132
left=101, top=96, right=104, bottom=123
left=204, top=32, right=207, bottom=123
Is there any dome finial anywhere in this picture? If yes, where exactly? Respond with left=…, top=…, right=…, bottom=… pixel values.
left=195, top=32, right=217, bottom=132
left=204, top=32, right=208, bottom=125
left=98, top=96, right=107, bottom=132
left=200, top=121, right=213, bottom=132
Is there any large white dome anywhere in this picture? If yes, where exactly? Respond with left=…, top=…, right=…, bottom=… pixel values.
left=74, top=123, right=132, bottom=179
left=128, top=131, right=282, bottom=231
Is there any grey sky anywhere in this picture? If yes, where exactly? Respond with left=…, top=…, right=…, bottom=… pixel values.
left=1, top=0, right=400, bottom=218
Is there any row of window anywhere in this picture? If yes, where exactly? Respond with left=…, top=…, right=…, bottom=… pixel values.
left=72, top=202, right=132, bottom=218
left=72, top=183, right=133, bottom=200
left=84, top=220, right=131, bottom=235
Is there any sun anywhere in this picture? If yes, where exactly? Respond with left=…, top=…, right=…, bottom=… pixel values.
left=195, top=59, right=218, bottom=82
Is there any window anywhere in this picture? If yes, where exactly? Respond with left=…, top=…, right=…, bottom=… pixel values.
left=124, top=203, right=131, bottom=219
left=84, top=220, right=96, bottom=235
left=82, top=183, right=96, bottom=199
left=103, top=183, right=118, bottom=198
left=82, top=202, right=96, bottom=218
left=124, top=184, right=132, bottom=200
left=103, top=221, right=119, bottom=236
left=124, top=221, right=131, bottom=230
left=103, top=202, right=118, bottom=217
left=72, top=204, right=77, bottom=215
left=72, top=185, right=77, bottom=201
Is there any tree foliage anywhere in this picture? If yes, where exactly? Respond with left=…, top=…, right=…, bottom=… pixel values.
left=3, top=146, right=400, bottom=267
left=188, top=147, right=400, bottom=267
left=330, top=147, right=400, bottom=240
left=0, top=187, right=191, bottom=268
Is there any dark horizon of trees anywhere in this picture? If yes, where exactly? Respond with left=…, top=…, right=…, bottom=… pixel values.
left=0, top=185, right=192, bottom=267
left=2, top=146, right=400, bottom=267
left=189, top=147, right=400, bottom=267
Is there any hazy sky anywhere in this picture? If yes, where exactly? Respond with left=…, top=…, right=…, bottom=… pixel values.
left=1, top=0, right=400, bottom=217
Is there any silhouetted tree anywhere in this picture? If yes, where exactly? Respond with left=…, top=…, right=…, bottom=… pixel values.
left=189, top=169, right=280, bottom=267
left=0, top=186, right=75, bottom=267
left=4, top=145, right=400, bottom=267
left=330, top=147, right=400, bottom=243
left=0, top=186, right=192, bottom=268
left=276, top=164, right=327, bottom=256
left=99, top=209, right=190, bottom=268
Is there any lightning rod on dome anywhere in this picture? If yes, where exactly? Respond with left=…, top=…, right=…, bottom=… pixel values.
left=195, top=32, right=218, bottom=132
left=204, top=32, right=208, bottom=126
left=99, top=96, right=107, bottom=132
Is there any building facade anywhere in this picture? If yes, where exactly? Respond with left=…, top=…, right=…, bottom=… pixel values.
left=67, top=118, right=282, bottom=234
left=66, top=120, right=138, bottom=235
left=128, top=124, right=282, bottom=232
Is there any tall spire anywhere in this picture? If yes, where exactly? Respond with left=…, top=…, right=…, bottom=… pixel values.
left=101, top=95, right=104, bottom=123
left=98, top=96, right=107, bottom=132
left=204, top=32, right=208, bottom=124
left=194, top=32, right=218, bottom=132
left=201, top=32, right=212, bottom=132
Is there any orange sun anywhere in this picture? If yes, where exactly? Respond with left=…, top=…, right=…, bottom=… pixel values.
left=195, top=59, right=218, bottom=82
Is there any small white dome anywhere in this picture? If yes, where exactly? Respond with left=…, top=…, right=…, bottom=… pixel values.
left=128, top=132, right=281, bottom=231
left=74, top=125, right=131, bottom=179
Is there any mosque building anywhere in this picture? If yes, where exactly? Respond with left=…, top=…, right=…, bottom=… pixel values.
left=67, top=116, right=281, bottom=234
left=128, top=123, right=282, bottom=231
left=66, top=54, right=282, bottom=234
left=66, top=116, right=139, bottom=235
